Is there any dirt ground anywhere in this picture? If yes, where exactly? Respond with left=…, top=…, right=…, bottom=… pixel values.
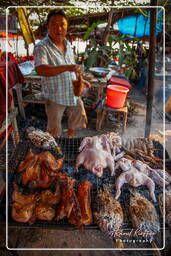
left=1, top=97, right=171, bottom=256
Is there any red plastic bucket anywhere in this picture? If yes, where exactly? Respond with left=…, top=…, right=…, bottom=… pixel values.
left=106, top=85, right=129, bottom=108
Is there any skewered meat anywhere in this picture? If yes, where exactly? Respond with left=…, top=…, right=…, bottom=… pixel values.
left=129, top=192, right=160, bottom=241
left=134, top=160, right=170, bottom=187
left=159, top=189, right=171, bottom=229
left=77, top=180, right=93, bottom=225
left=115, top=166, right=156, bottom=202
left=27, top=127, right=62, bottom=155
left=94, top=189, right=124, bottom=245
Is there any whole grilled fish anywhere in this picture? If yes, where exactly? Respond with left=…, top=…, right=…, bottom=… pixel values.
left=94, top=189, right=124, bottom=247
left=27, top=127, right=62, bottom=155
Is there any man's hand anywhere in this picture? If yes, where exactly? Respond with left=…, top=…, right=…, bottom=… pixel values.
left=68, top=64, right=82, bottom=74
left=83, top=79, right=91, bottom=89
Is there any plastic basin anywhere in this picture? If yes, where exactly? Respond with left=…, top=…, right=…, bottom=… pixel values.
left=106, top=85, right=129, bottom=108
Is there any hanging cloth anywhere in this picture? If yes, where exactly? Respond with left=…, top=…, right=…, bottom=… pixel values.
left=17, top=8, right=35, bottom=46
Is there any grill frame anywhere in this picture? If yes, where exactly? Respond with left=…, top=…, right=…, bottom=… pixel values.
left=0, top=136, right=167, bottom=248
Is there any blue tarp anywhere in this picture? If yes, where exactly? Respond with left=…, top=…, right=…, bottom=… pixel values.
left=116, top=10, right=163, bottom=37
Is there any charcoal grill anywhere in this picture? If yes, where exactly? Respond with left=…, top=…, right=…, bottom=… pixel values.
left=0, top=136, right=167, bottom=249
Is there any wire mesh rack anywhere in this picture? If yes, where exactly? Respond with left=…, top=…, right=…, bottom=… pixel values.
left=0, top=135, right=167, bottom=249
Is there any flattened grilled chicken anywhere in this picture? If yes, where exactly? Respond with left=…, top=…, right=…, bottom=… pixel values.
left=12, top=184, right=61, bottom=223
left=18, top=151, right=36, bottom=172
left=159, top=189, right=171, bottom=229
left=19, top=151, right=63, bottom=188
left=94, top=189, right=124, bottom=246
left=129, top=192, right=160, bottom=240
left=34, top=203, right=55, bottom=221
left=11, top=184, right=36, bottom=223
left=11, top=202, right=36, bottom=223
left=38, top=187, right=61, bottom=205
left=115, top=167, right=156, bottom=202
left=77, top=180, right=93, bottom=225
left=38, top=152, right=64, bottom=173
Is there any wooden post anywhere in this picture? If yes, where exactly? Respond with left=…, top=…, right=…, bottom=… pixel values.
left=145, top=0, right=158, bottom=138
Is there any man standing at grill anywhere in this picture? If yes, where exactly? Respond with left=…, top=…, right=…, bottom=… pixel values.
left=34, top=9, right=90, bottom=137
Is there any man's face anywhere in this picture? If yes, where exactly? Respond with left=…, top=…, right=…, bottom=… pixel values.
left=47, top=15, right=68, bottom=41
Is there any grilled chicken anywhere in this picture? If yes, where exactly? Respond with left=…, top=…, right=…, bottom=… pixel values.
left=12, top=183, right=36, bottom=204
left=18, top=151, right=63, bottom=188
left=94, top=189, right=124, bottom=246
left=11, top=202, right=36, bottom=223
left=38, top=187, right=61, bottom=205
left=27, top=127, right=62, bottom=155
left=115, top=166, right=156, bottom=202
left=18, top=151, right=37, bottom=172
left=12, top=184, right=61, bottom=223
left=38, top=152, right=64, bottom=173
left=11, top=184, right=36, bottom=223
left=159, top=189, right=171, bottom=229
left=77, top=180, right=93, bottom=225
left=34, top=203, right=55, bottom=221
left=129, top=192, right=160, bottom=241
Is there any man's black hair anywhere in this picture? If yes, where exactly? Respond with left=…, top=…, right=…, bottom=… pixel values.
left=46, top=9, right=68, bottom=24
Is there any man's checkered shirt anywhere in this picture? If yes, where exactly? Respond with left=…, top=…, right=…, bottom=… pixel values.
left=34, top=36, right=78, bottom=106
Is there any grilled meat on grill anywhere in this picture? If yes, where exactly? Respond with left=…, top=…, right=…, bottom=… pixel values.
left=11, top=202, right=36, bottom=223
left=12, top=183, right=36, bottom=204
left=56, top=173, right=76, bottom=221
left=159, top=189, right=171, bottom=229
left=115, top=166, right=156, bottom=202
left=77, top=180, right=93, bottom=225
left=94, top=189, right=124, bottom=246
left=34, top=203, right=55, bottom=221
left=18, top=151, right=63, bottom=188
left=18, top=151, right=37, bottom=172
left=12, top=184, right=61, bottom=223
left=27, top=127, right=62, bottom=155
left=11, top=184, right=36, bottom=223
left=55, top=173, right=83, bottom=228
left=38, top=151, right=64, bottom=173
left=129, top=192, right=160, bottom=241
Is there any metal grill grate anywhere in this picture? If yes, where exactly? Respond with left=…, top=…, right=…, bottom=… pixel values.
left=0, top=136, right=166, bottom=248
